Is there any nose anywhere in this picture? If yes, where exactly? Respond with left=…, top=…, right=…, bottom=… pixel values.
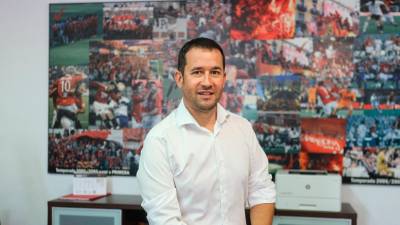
left=200, top=72, right=212, bottom=87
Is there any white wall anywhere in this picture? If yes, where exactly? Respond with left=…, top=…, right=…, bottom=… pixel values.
left=0, top=0, right=398, bottom=225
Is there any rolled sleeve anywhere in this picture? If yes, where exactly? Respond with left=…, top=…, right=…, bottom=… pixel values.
left=137, top=136, right=187, bottom=225
left=247, top=128, right=276, bottom=207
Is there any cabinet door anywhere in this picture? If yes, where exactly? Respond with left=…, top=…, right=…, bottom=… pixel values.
left=52, top=207, right=122, bottom=225
left=273, top=216, right=352, bottom=225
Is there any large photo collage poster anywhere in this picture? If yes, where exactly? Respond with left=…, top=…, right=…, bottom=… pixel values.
left=48, top=0, right=400, bottom=185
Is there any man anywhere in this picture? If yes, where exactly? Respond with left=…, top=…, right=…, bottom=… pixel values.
left=307, top=81, right=317, bottom=112
left=381, top=0, right=398, bottom=27
left=362, top=0, right=386, bottom=33
left=131, top=81, right=145, bottom=128
left=142, top=81, right=163, bottom=132
left=316, top=80, right=338, bottom=117
left=386, top=91, right=396, bottom=109
left=109, top=88, right=130, bottom=129
left=91, top=81, right=118, bottom=129
left=370, top=92, right=380, bottom=110
left=137, top=37, right=276, bottom=225
left=49, top=67, right=87, bottom=129
left=333, top=84, right=357, bottom=117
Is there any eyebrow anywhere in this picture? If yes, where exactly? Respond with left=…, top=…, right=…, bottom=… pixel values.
left=210, top=67, right=223, bottom=71
left=190, top=66, right=223, bottom=71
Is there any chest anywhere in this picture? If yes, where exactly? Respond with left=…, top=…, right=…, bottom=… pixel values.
left=166, top=126, right=250, bottom=192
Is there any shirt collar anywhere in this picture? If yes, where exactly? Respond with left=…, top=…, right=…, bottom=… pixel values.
left=176, top=99, right=230, bottom=127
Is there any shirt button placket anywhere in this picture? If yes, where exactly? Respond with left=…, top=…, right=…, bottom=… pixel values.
left=214, top=134, right=225, bottom=223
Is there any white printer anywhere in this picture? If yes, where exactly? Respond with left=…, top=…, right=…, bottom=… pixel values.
left=275, top=170, right=341, bottom=212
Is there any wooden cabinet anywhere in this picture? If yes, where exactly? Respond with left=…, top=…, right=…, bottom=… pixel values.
left=48, top=195, right=146, bottom=225
left=272, top=203, right=357, bottom=225
left=52, top=207, right=122, bottom=225
left=48, top=195, right=357, bottom=225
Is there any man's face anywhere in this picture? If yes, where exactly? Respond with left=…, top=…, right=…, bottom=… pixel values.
left=175, top=47, right=226, bottom=113
left=111, top=91, right=121, bottom=101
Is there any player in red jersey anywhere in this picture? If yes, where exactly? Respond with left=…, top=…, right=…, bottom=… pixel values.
left=91, top=81, right=118, bottom=129
left=316, top=80, right=338, bottom=117
left=131, top=81, right=145, bottom=128
left=333, top=84, right=357, bottom=117
left=142, top=81, right=162, bottom=131
left=50, top=68, right=87, bottom=129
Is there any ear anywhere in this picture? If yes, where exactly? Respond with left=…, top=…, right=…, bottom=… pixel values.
left=174, top=70, right=183, bottom=88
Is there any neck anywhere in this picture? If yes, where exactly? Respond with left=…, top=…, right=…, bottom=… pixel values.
left=184, top=101, right=217, bottom=132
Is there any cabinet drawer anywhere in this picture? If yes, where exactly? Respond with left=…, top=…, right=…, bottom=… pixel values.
left=52, top=207, right=122, bottom=225
left=273, top=216, right=352, bottom=225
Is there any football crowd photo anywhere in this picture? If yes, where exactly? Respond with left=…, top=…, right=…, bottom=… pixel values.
left=49, top=0, right=400, bottom=185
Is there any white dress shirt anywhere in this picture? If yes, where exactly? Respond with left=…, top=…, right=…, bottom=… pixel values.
left=137, top=100, right=276, bottom=225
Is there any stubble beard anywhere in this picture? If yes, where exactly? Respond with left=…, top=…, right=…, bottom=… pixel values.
left=195, top=96, right=220, bottom=112
left=184, top=88, right=223, bottom=113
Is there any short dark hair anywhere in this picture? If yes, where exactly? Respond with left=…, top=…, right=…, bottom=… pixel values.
left=177, top=37, right=225, bottom=75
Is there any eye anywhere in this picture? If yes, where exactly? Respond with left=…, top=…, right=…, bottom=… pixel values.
left=191, top=70, right=203, bottom=77
left=211, top=70, right=221, bottom=77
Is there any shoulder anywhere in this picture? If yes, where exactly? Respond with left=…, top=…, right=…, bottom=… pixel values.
left=140, top=112, right=178, bottom=159
left=226, top=112, right=254, bottom=131
left=145, top=110, right=177, bottom=141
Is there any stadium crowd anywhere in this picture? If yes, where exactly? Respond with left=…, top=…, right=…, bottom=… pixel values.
left=50, top=14, right=98, bottom=47
left=48, top=130, right=139, bottom=174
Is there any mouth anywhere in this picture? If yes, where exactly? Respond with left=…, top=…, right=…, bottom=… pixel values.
left=197, top=90, right=214, bottom=96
